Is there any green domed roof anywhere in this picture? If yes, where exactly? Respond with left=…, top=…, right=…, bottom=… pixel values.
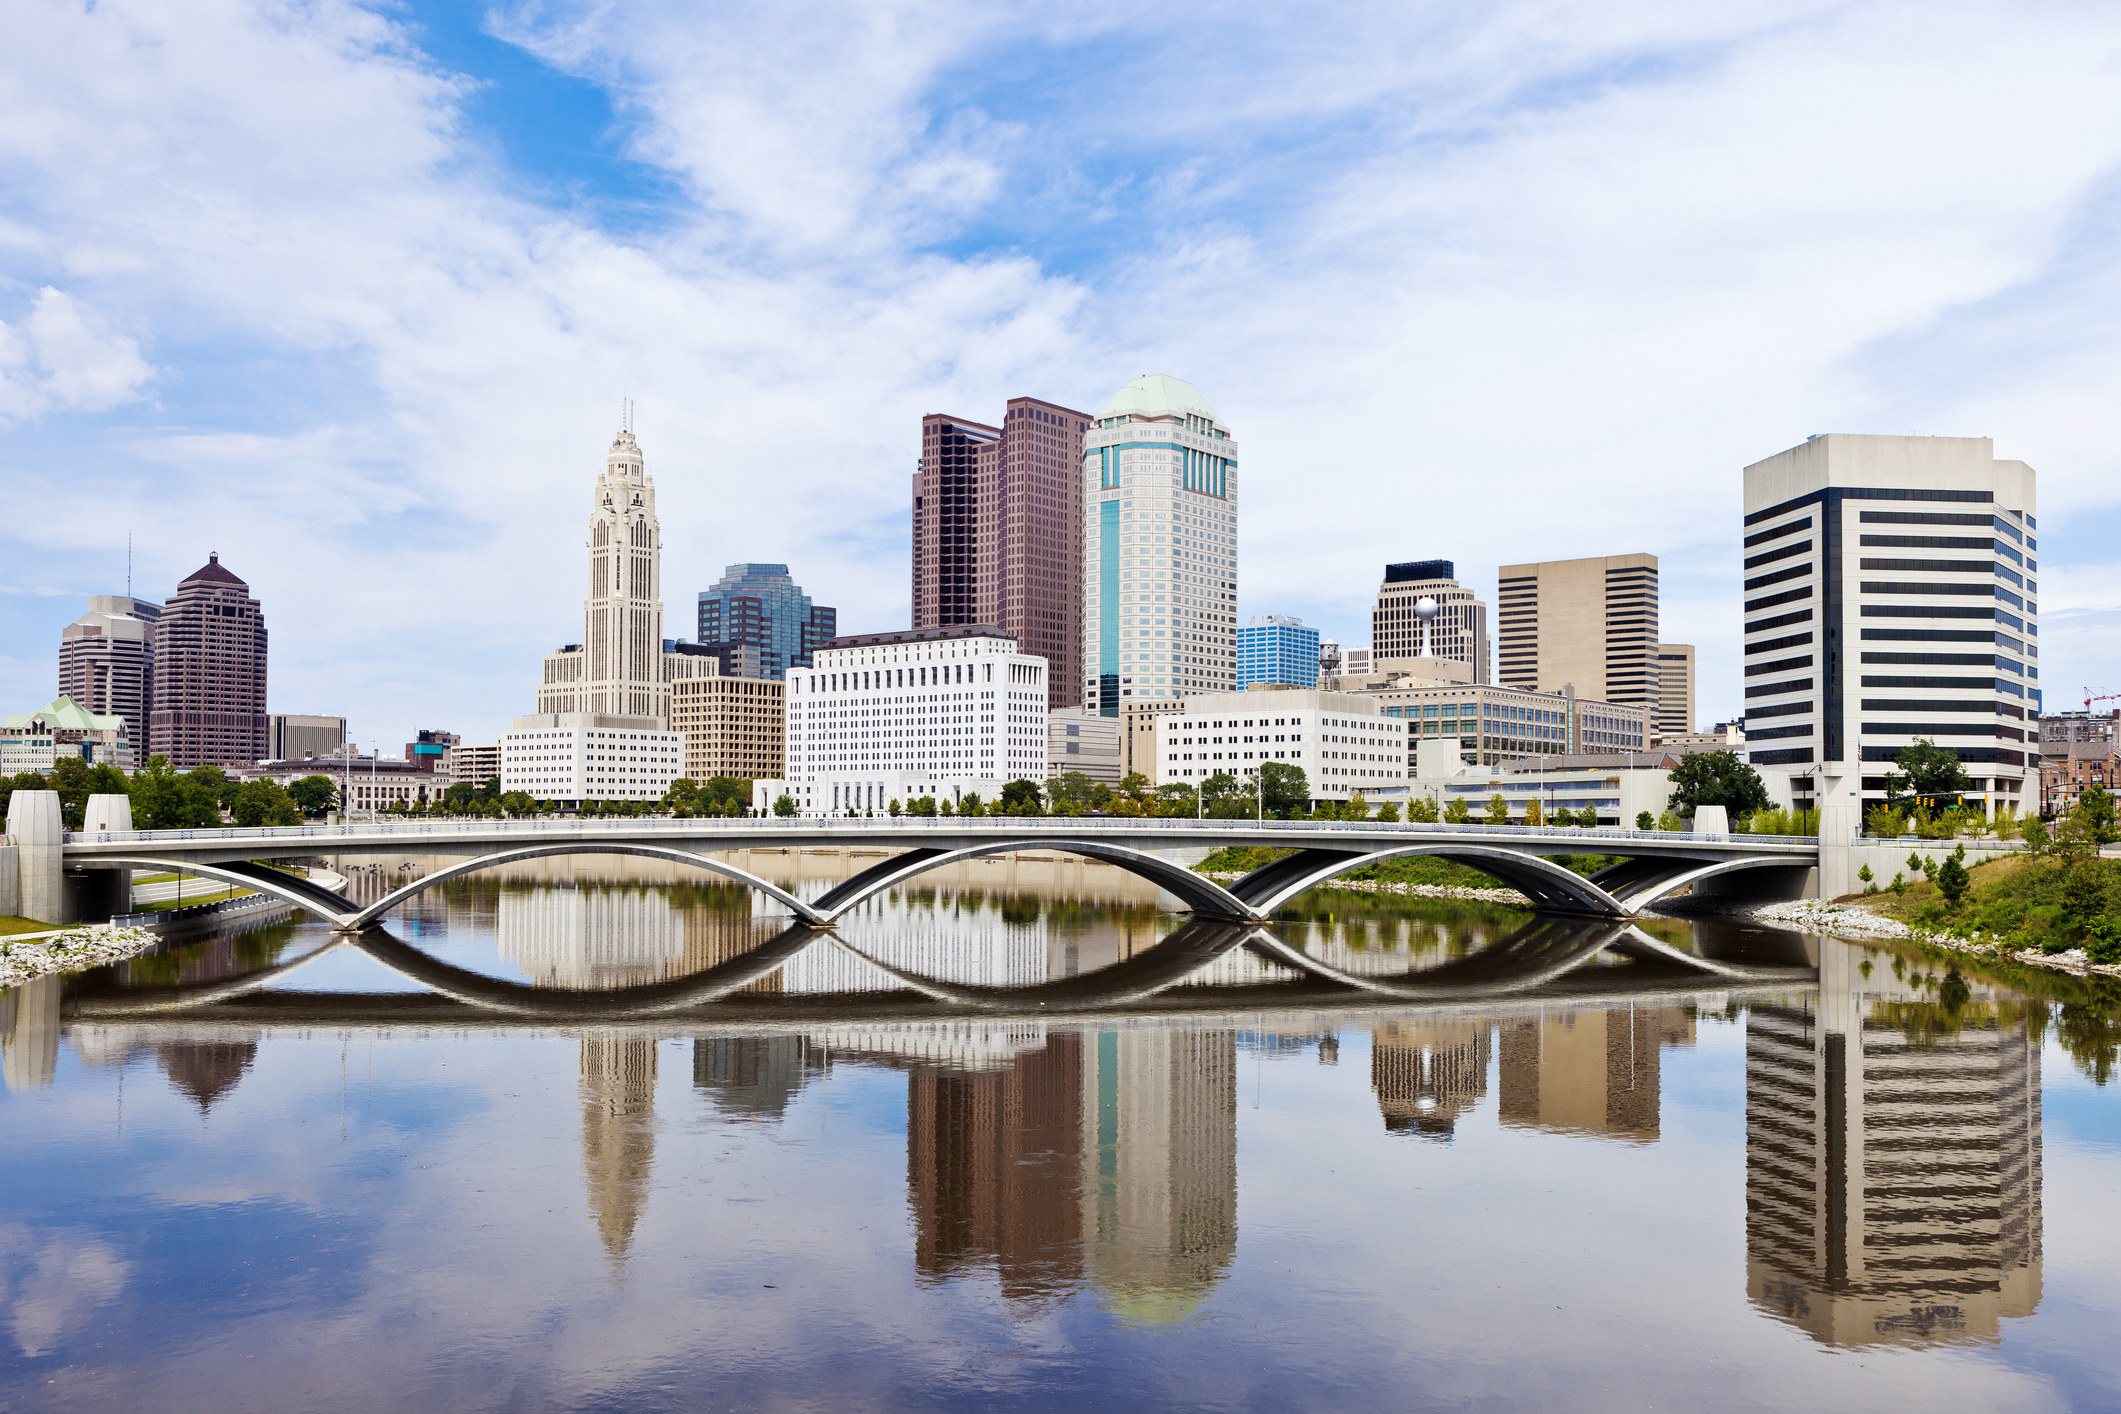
left=1097, top=374, right=1217, bottom=422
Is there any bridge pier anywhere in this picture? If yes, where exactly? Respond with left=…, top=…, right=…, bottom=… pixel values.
left=5, top=790, right=67, bottom=924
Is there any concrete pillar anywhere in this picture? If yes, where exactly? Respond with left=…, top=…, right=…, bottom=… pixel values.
left=0, top=845, right=18, bottom=918
left=1692, top=805, right=1730, bottom=837
left=72, top=793, right=135, bottom=920
left=1816, top=769, right=1861, bottom=901
left=4, top=789, right=68, bottom=924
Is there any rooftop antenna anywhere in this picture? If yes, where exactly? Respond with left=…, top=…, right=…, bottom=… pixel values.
left=126, top=530, right=132, bottom=598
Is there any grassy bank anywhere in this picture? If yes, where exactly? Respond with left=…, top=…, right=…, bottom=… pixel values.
left=1850, top=849, right=2121, bottom=962
left=1194, top=845, right=1621, bottom=887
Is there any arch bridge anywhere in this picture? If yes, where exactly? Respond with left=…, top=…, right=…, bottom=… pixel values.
left=57, top=816, right=1821, bottom=931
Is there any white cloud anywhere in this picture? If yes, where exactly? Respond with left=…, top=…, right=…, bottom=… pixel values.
left=0, top=287, right=155, bottom=420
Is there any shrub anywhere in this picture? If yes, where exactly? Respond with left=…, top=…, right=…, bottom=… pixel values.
left=1636, top=811, right=1655, bottom=831
left=1890, top=872, right=1905, bottom=894
left=1936, top=845, right=1970, bottom=908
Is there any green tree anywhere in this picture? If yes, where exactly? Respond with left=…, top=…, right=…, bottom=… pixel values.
left=1485, top=792, right=1510, bottom=825
left=1374, top=800, right=1401, bottom=822
left=1153, top=783, right=1197, bottom=817
left=499, top=791, right=534, bottom=816
left=888, top=798, right=902, bottom=816
left=1048, top=771, right=1107, bottom=814
left=662, top=777, right=703, bottom=816
left=774, top=793, right=798, bottom=817
left=1522, top=798, right=1545, bottom=828
left=959, top=792, right=986, bottom=817
left=1636, top=810, right=1655, bottom=830
left=1936, top=844, right=1971, bottom=907
left=230, top=778, right=301, bottom=827
left=1200, top=773, right=1249, bottom=818
left=127, top=756, right=221, bottom=829
left=287, top=775, right=338, bottom=818
left=1257, top=761, right=1309, bottom=818
left=1000, top=779, right=1044, bottom=815
left=1406, top=796, right=1440, bottom=824
left=703, top=776, right=751, bottom=814
left=1344, top=791, right=1370, bottom=821
left=1882, top=738, right=1975, bottom=808
left=1444, top=796, right=1472, bottom=824
left=2076, top=785, right=2120, bottom=846
left=908, top=795, right=937, bottom=817
left=48, top=756, right=92, bottom=826
left=187, top=764, right=240, bottom=811
left=1667, top=750, right=1770, bottom=818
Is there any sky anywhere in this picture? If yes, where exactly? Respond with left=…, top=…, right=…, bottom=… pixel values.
left=3, top=0, right=2120, bottom=749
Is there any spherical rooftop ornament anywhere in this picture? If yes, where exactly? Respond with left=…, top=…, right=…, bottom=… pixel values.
left=1415, top=597, right=1440, bottom=620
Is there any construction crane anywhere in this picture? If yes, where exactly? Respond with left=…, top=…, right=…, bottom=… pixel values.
left=2083, top=687, right=2121, bottom=711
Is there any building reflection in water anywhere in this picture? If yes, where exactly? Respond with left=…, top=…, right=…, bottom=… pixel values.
left=1370, top=1020, right=1491, bottom=1140
left=580, top=1034, right=658, bottom=1261
left=155, top=1038, right=259, bottom=1113
left=1366, top=1005, right=1692, bottom=1144
left=1746, top=941, right=2042, bottom=1346
left=3, top=976, right=62, bottom=1090
left=693, top=1036, right=821, bottom=1120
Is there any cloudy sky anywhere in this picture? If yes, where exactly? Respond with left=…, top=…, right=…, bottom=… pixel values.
left=3, top=0, right=2119, bottom=747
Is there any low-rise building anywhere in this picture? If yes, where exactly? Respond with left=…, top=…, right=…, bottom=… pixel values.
left=241, top=756, right=441, bottom=814
left=501, top=713, right=685, bottom=805
left=671, top=671, right=786, bottom=782
left=1352, top=681, right=1648, bottom=771
left=1415, top=749, right=1678, bottom=826
left=779, top=626, right=1049, bottom=815
left=1, top=696, right=132, bottom=773
left=1153, top=689, right=1409, bottom=802
left=2041, top=741, right=2116, bottom=818
left=2040, top=710, right=2118, bottom=765
left=1048, top=707, right=1122, bottom=785
left=1122, top=699, right=1183, bottom=781
left=404, top=728, right=459, bottom=773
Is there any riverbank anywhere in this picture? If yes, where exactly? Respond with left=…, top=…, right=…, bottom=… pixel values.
left=0, top=924, right=157, bottom=987
left=1731, top=897, right=2121, bottom=980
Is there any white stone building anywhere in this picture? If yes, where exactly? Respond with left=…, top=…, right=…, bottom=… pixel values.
left=773, top=626, right=1049, bottom=815
left=1048, top=706, right=1122, bottom=785
left=1153, top=688, right=1408, bottom=802
left=1081, top=375, right=1239, bottom=716
left=1, top=696, right=132, bottom=773
left=501, top=714, right=684, bottom=805
left=1742, top=435, right=2038, bottom=816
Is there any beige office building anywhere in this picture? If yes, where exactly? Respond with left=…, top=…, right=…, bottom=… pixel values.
left=1496, top=553, right=1660, bottom=711
left=1654, top=644, right=1695, bottom=738
left=1048, top=706, right=1122, bottom=785
left=1122, top=699, right=1183, bottom=780
left=670, top=672, right=785, bottom=782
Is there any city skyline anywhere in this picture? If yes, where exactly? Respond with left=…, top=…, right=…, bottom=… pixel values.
left=5, top=4, right=2121, bottom=749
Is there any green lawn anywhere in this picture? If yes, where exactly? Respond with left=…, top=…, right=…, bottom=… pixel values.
left=0, top=914, right=57, bottom=936
left=132, top=887, right=252, bottom=912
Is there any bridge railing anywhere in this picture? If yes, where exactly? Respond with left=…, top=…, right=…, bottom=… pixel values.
left=64, top=816, right=1823, bottom=848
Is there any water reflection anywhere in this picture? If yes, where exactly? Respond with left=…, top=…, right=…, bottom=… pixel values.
left=581, top=1035, right=659, bottom=1260
left=1745, top=947, right=2043, bottom=1347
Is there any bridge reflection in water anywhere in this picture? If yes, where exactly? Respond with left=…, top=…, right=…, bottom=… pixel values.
left=9, top=881, right=2049, bottom=1346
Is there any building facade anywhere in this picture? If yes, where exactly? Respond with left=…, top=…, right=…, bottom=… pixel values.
left=2038, top=709, right=2117, bottom=764
left=1371, top=562, right=1490, bottom=682
left=1152, top=689, right=1409, bottom=802
left=913, top=398, right=1092, bottom=709
left=1236, top=616, right=1320, bottom=689
left=695, top=563, right=837, bottom=680
left=775, top=626, right=1050, bottom=815
left=58, top=595, right=159, bottom=752
left=1741, top=434, right=2038, bottom=814
left=501, top=713, right=684, bottom=804
left=269, top=714, right=346, bottom=761
left=2040, top=742, right=2114, bottom=818
left=1081, top=375, right=1239, bottom=716
left=1654, top=643, right=1696, bottom=738
left=1419, top=753, right=1678, bottom=825
left=1, top=696, right=131, bottom=773
left=1496, top=553, right=1659, bottom=710
left=671, top=671, right=786, bottom=782
left=1359, top=679, right=1649, bottom=770
left=146, top=554, right=268, bottom=769
left=1047, top=706, right=1122, bottom=786
left=443, top=742, right=501, bottom=786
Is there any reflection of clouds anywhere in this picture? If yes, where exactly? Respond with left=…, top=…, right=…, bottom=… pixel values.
left=0, top=1224, right=129, bottom=1357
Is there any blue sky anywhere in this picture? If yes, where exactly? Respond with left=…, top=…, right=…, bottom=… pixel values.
left=3, top=0, right=2120, bottom=746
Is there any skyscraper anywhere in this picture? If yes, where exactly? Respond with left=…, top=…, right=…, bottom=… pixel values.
left=695, top=563, right=836, bottom=679
left=1741, top=434, right=2037, bottom=815
left=913, top=397, right=1092, bottom=708
left=58, top=594, right=159, bottom=751
left=1080, top=375, right=1239, bottom=716
left=146, top=554, right=267, bottom=769
left=536, top=425, right=705, bottom=723
left=1236, top=616, right=1320, bottom=689
left=1496, top=553, right=1659, bottom=709
left=1370, top=561, right=1491, bottom=681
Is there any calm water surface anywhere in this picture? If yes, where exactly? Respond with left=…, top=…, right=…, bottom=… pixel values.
left=4, top=873, right=2121, bottom=1411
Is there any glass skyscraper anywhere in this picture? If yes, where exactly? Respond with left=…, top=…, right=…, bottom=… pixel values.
left=696, top=564, right=836, bottom=680
left=1237, top=616, right=1319, bottom=688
